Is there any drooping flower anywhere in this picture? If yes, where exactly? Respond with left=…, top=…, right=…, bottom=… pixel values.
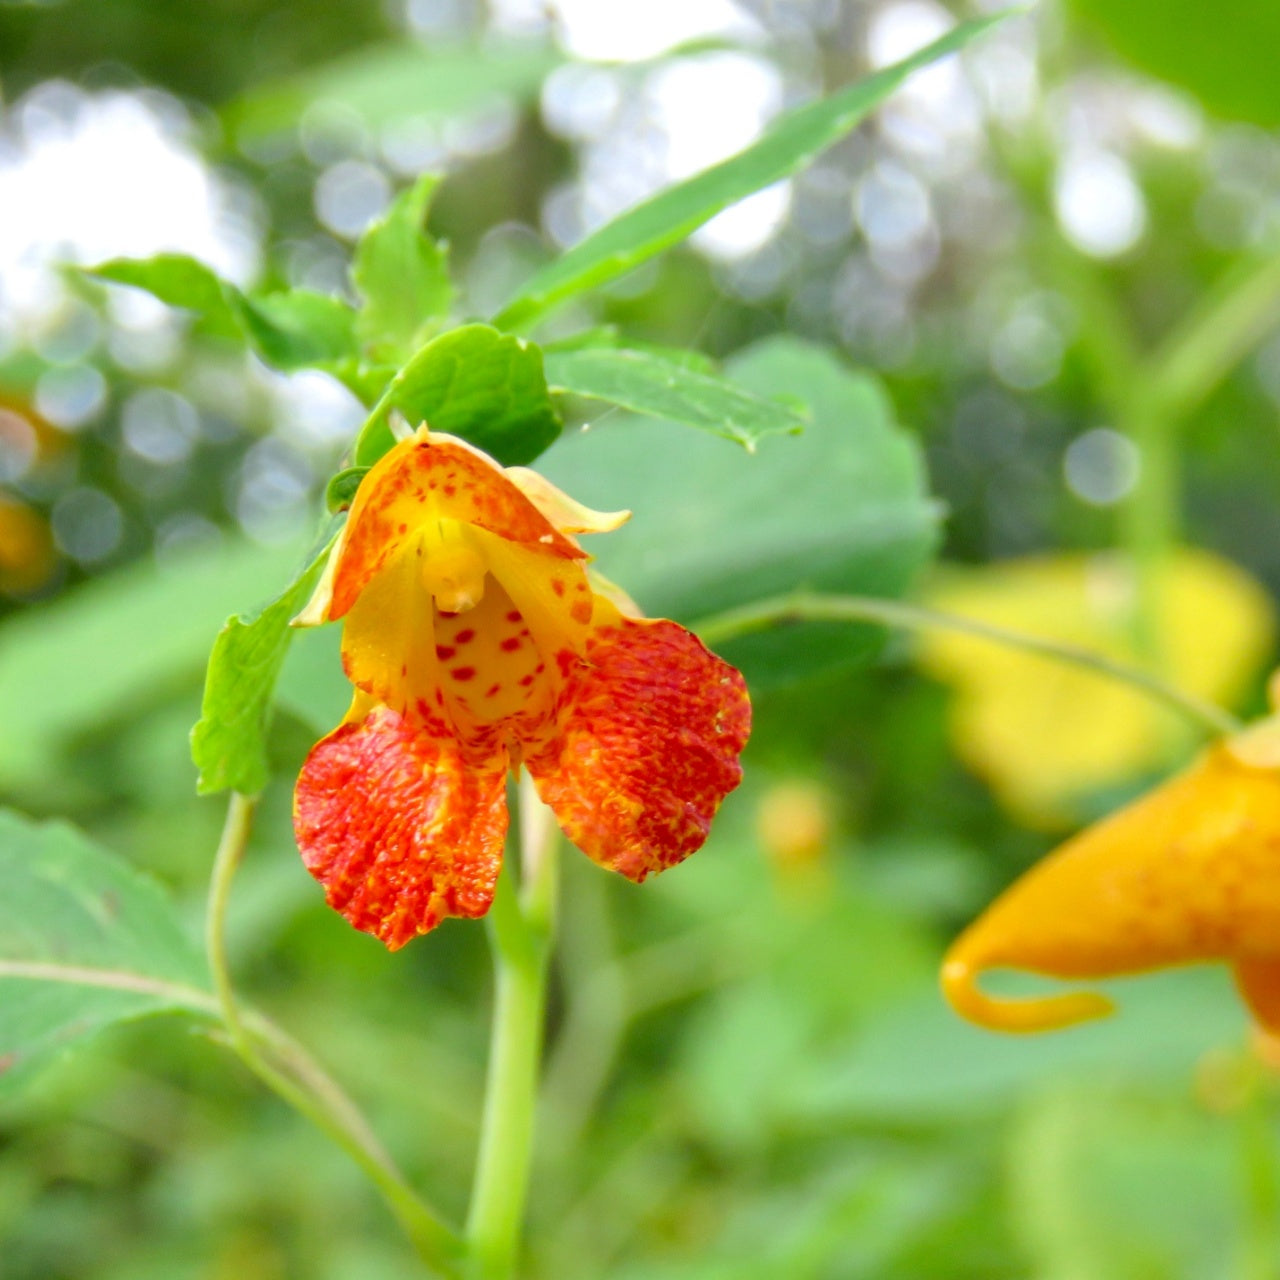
left=942, top=701, right=1280, bottom=1035
left=292, top=426, right=751, bottom=949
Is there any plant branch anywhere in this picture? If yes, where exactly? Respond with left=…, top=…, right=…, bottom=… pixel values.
left=466, top=776, right=559, bottom=1279
left=205, top=792, right=463, bottom=1276
left=693, top=590, right=1243, bottom=739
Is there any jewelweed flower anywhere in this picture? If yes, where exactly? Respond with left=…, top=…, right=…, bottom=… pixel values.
left=942, top=709, right=1280, bottom=1035
left=292, top=426, right=751, bottom=949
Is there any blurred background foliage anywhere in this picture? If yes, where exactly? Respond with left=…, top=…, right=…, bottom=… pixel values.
left=4, top=0, right=1280, bottom=1276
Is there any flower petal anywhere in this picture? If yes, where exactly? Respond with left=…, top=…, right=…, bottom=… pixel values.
left=331, top=431, right=583, bottom=620
left=504, top=466, right=631, bottom=534
left=527, top=616, right=750, bottom=881
left=941, top=744, right=1280, bottom=1032
left=294, top=705, right=508, bottom=949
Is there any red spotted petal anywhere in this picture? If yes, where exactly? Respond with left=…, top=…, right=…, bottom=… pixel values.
left=331, top=432, right=583, bottom=619
left=528, top=618, right=750, bottom=880
left=294, top=705, right=508, bottom=949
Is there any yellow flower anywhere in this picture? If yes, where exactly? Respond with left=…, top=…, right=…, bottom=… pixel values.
left=942, top=694, right=1280, bottom=1035
left=918, top=550, right=1273, bottom=826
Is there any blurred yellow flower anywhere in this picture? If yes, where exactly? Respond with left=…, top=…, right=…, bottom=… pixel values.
left=0, top=497, right=55, bottom=596
left=918, top=550, right=1274, bottom=826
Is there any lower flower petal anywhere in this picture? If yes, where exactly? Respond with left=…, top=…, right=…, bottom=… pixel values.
left=528, top=617, right=750, bottom=881
left=294, top=705, right=508, bottom=949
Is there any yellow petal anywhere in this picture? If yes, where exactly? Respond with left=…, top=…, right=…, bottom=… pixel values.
left=504, top=466, right=631, bottom=535
left=942, top=743, right=1280, bottom=1033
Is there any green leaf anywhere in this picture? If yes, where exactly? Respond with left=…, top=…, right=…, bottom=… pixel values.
left=230, top=290, right=359, bottom=369
left=536, top=337, right=939, bottom=686
left=1069, top=0, right=1280, bottom=126
left=226, top=40, right=559, bottom=141
left=326, top=466, right=369, bottom=512
left=0, top=810, right=210, bottom=1094
left=353, top=174, right=453, bottom=363
left=87, top=256, right=361, bottom=373
left=544, top=347, right=806, bottom=449
left=492, top=13, right=1008, bottom=330
left=87, top=254, right=240, bottom=337
left=0, top=538, right=308, bottom=800
left=355, top=323, right=561, bottom=467
left=190, top=527, right=339, bottom=796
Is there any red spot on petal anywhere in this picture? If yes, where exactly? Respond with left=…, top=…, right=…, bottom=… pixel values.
left=486, top=683, right=502, bottom=697
left=455, top=629, right=475, bottom=644
left=552, top=579, right=566, bottom=597
left=500, top=636, right=522, bottom=652
left=519, top=674, right=535, bottom=687
left=571, top=600, right=592, bottom=624
left=506, top=610, right=523, bottom=623
left=555, top=649, right=575, bottom=677
left=436, top=645, right=456, bottom=661
left=451, top=666, right=477, bottom=682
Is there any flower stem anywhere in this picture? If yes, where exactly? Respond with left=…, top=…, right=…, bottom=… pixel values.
left=693, top=590, right=1242, bottom=739
left=206, top=792, right=464, bottom=1277
left=466, top=776, right=559, bottom=1279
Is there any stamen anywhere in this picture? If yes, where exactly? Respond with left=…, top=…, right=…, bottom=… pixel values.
left=421, top=519, right=487, bottom=613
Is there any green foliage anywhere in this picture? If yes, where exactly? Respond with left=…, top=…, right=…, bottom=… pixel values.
left=0, top=810, right=208, bottom=1095
left=0, top=539, right=306, bottom=799
left=88, top=257, right=361, bottom=375
left=543, top=347, right=806, bottom=449
left=88, top=254, right=240, bottom=337
left=1071, top=0, right=1280, bottom=125
left=191, top=531, right=337, bottom=796
left=352, top=174, right=453, bottom=363
left=491, top=13, right=1007, bottom=331
left=229, top=290, right=359, bottom=369
left=224, top=40, right=559, bottom=141
left=539, top=337, right=938, bottom=685
left=354, top=323, right=562, bottom=466
left=326, top=466, right=369, bottom=511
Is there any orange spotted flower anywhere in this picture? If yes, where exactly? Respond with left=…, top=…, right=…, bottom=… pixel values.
left=292, top=426, right=751, bottom=949
left=942, top=707, right=1280, bottom=1035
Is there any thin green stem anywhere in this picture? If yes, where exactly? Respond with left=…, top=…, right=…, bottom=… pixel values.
left=1145, top=246, right=1280, bottom=423
left=1115, top=390, right=1178, bottom=667
left=692, top=590, right=1242, bottom=739
left=466, top=777, right=559, bottom=1280
left=206, top=793, right=463, bottom=1277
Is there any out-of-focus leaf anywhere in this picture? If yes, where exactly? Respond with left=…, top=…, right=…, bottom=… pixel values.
left=1070, top=0, right=1280, bottom=126
left=0, top=539, right=306, bottom=798
left=537, top=336, right=939, bottom=686
left=353, top=174, right=452, bottom=363
left=225, top=40, right=559, bottom=141
left=354, top=323, right=561, bottom=467
left=0, top=810, right=210, bottom=1094
left=87, top=254, right=240, bottom=337
left=492, top=14, right=1007, bottom=330
left=796, top=966, right=1246, bottom=1124
left=191, top=526, right=339, bottom=796
left=544, top=347, right=806, bottom=449
left=88, top=256, right=360, bottom=372
left=918, top=550, right=1274, bottom=827
left=230, top=290, right=359, bottom=369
